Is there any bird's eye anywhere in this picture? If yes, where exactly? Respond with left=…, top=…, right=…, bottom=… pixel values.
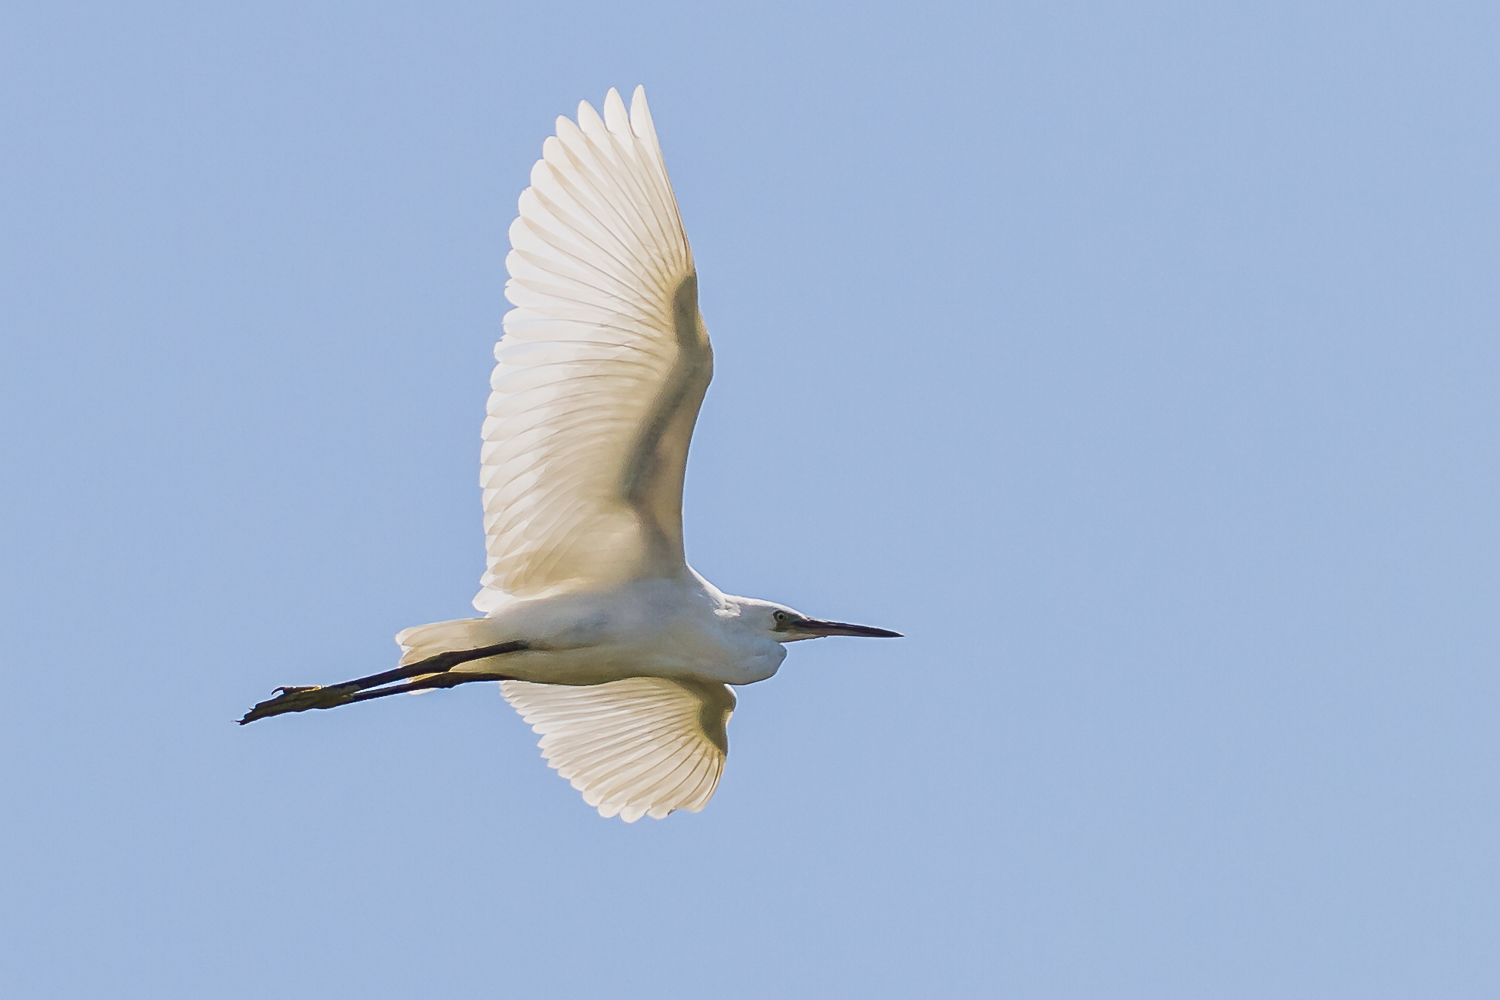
left=773, top=611, right=789, bottom=624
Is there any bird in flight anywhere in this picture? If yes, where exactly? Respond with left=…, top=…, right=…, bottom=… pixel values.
left=240, top=86, right=900, bottom=821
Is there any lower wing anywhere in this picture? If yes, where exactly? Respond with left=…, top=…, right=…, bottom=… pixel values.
left=502, top=676, right=735, bottom=822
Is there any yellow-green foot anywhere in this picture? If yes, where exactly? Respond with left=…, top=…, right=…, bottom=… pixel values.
left=238, top=684, right=358, bottom=724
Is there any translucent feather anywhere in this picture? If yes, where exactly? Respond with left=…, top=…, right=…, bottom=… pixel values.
left=502, top=677, right=735, bottom=822
left=476, top=86, right=711, bottom=613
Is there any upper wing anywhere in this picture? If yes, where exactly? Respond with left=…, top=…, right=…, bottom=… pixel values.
left=501, top=677, right=735, bottom=822
left=476, top=86, right=712, bottom=613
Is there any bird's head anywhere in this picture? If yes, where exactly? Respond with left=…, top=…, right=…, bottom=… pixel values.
left=735, top=598, right=902, bottom=644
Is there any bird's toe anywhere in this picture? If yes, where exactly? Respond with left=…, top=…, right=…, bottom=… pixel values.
left=239, top=683, right=358, bottom=724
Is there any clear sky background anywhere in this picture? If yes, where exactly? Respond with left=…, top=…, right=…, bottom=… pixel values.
left=2, top=2, right=1497, bottom=997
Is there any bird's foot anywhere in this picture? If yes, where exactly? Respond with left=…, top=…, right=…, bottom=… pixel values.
left=238, top=684, right=359, bottom=725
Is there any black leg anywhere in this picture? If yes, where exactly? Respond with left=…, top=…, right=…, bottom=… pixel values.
left=343, top=670, right=519, bottom=704
left=238, top=640, right=530, bottom=725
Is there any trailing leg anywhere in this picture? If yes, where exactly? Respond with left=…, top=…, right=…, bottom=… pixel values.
left=237, top=640, right=529, bottom=724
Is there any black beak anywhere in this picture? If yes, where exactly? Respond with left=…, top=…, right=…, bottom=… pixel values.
left=799, top=619, right=903, bottom=639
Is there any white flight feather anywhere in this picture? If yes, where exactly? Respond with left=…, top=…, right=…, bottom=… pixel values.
left=476, top=85, right=708, bottom=613
left=502, top=677, right=734, bottom=822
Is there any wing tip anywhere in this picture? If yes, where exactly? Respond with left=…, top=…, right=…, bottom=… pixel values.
left=603, top=87, right=629, bottom=129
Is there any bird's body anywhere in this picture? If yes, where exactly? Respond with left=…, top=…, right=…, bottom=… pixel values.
left=241, top=86, right=898, bottom=821
left=396, top=572, right=788, bottom=689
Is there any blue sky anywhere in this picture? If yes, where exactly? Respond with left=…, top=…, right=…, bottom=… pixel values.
left=2, top=2, right=1497, bottom=997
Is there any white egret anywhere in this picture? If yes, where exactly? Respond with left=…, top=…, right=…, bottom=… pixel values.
left=241, top=86, right=900, bottom=821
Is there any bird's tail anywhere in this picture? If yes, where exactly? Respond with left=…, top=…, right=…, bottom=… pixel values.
left=394, top=617, right=510, bottom=667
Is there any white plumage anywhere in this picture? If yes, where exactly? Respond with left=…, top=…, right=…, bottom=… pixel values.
left=477, top=86, right=706, bottom=610
left=502, top=676, right=733, bottom=822
left=477, top=87, right=727, bottom=820
left=241, top=87, right=899, bottom=822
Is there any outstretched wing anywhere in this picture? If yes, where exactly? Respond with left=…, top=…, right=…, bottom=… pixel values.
left=477, top=86, right=712, bottom=613
left=501, top=677, right=735, bottom=822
